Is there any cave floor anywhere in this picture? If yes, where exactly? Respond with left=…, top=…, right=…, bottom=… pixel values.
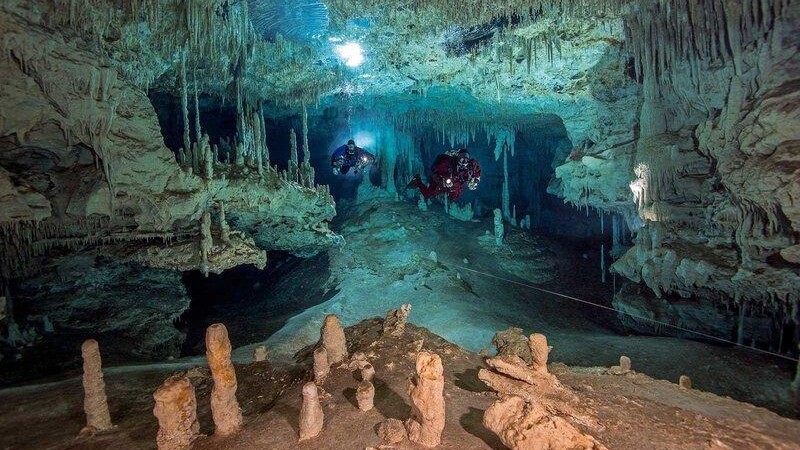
left=244, top=194, right=797, bottom=417
left=1, top=195, right=799, bottom=449
left=0, top=320, right=798, bottom=450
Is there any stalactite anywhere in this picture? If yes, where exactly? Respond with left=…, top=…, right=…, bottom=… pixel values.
left=289, top=128, right=299, bottom=183
left=179, top=50, right=191, bottom=165
left=192, top=66, right=201, bottom=145
left=302, top=102, right=310, bottom=164
left=502, top=148, right=511, bottom=223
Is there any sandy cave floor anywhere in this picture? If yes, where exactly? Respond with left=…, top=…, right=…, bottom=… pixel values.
left=1, top=195, right=799, bottom=449
left=247, top=195, right=798, bottom=417
left=1, top=320, right=798, bottom=450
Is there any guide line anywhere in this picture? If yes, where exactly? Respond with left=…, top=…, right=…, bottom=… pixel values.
left=447, top=262, right=799, bottom=363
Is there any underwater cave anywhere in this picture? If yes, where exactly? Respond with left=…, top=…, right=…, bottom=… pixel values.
left=1, top=0, right=799, bottom=449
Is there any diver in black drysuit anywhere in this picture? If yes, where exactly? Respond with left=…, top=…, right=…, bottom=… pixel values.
left=331, top=139, right=375, bottom=175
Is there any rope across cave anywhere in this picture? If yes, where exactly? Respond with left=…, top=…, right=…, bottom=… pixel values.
left=447, top=261, right=800, bottom=363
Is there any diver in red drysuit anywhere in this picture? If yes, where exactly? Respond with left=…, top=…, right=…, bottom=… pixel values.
left=407, top=148, right=481, bottom=201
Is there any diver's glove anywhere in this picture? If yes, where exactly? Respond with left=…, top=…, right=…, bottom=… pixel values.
left=467, top=177, right=480, bottom=190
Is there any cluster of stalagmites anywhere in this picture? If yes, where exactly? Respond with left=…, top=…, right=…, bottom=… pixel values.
left=481, top=330, right=607, bottom=450
left=72, top=308, right=696, bottom=450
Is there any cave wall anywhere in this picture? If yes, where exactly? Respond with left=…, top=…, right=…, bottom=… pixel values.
left=554, top=0, right=800, bottom=348
left=0, top=0, right=343, bottom=366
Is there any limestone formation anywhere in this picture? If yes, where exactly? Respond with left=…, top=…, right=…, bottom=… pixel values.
left=361, top=363, right=376, bottom=382
left=405, top=351, right=445, bottom=447
left=356, top=380, right=375, bottom=412
left=313, top=346, right=329, bottom=384
left=200, top=211, right=212, bottom=277
left=321, top=314, right=347, bottom=365
left=377, top=418, right=407, bottom=444
left=205, top=323, right=242, bottom=436
left=679, top=375, right=692, bottom=389
left=608, top=355, right=631, bottom=375
left=620, top=355, right=631, bottom=372
left=80, top=339, right=113, bottom=433
left=252, top=345, right=268, bottom=363
left=383, top=304, right=412, bottom=337
left=484, top=395, right=607, bottom=450
left=529, top=333, right=550, bottom=373
left=493, top=208, right=504, bottom=245
left=153, top=374, right=200, bottom=450
left=492, top=327, right=532, bottom=363
left=299, top=382, right=324, bottom=441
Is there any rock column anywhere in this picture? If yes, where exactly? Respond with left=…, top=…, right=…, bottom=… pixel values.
left=405, top=351, right=445, bottom=447
left=357, top=380, right=375, bottom=411
left=81, top=339, right=113, bottom=433
left=313, top=346, right=329, bottom=384
left=205, top=323, right=242, bottom=436
left=153, top=374, right=200, bottom=450
left=299, top=382, right=324, bottom=441
left=528, top=333, right=550, bottom=373
left=321, top=314, right=347, bottom=365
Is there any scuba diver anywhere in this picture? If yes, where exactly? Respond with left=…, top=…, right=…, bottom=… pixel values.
left=331, top=139, right=376, bottom=175
left=407, top=148, right=481, bottom=201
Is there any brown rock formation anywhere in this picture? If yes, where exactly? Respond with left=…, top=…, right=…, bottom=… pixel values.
left=484, top=395, right=607, bottom=450
left=608, top=355, right=631, bottom=375
left=205, top=323, right=242, bottom=436
left=361, top=363, right=375, bottom=382
left=321, top=314, right=347, bottom=365
left=679, top=375, right=692, bottom=389
left=492, top=327, right=532, bottom=363
left=80, top=339, right=113, bottom=433
left=377, top=418, right=407, bottom=444
left=528, top=333, right=550, bottom=373
left=405, top=351, right=445, bottom=447
left=153, top=374, right=200, bottom=450
left=299, top=382, right=324, bottom=441
left=356, top=380, right=375, bottom=412
left=383, top=304, right=412, bottom=337
left=313, top=346, right=329, bottom=384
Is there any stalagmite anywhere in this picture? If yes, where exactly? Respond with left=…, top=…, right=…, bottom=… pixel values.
left=302, top=103, right=309, bottom=163
left=383, top=304, right=412, bottom=337
left=313, top=346, right=329, bottom=384
left=357, top=380, right=375, bottom=411
left=494, top=208, right=504, bottom=245
left=80, top=339, right=113, bottom=434
left=153, top=374, right=200, bottom=450
left=502, top=149, right=511, bottom=223
left=405, top=351, right=445, bottom=448
left=620, top=355, right=631, bottom=372
left=679, top=375, right=692, bottom=389
left=377, top=418, right=407, bottom=444
left=529, top=333, right=550, bottom=373
left=201, top=135, right=213, bottom=179
left=361, top=363, right=375, bottom=382
left=321, top=314, right=347, bottom=365
left=601, top=243, right=606, bottom=283
left=205, top=323, right=242, bottom=436
left=200, top=211, right=212, bottom=276
left=299, top=382, right=323, bottom=441
left=289, top=128, right=299, bottom=182
left=218, top=202, right=231, bottom=245
left=252, top=345, right=268, bottom=363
